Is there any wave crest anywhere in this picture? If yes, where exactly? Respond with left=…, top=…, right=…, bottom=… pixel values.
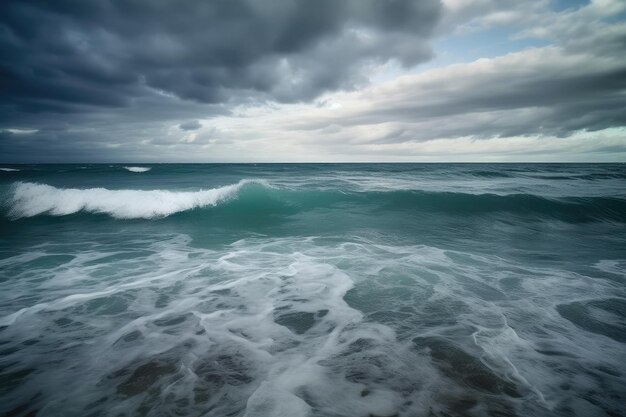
left=8, top=180, right=267, bottom=219
left=124, top=166, right=151, bottom=173
left=6, top=181, right=625, bottom=223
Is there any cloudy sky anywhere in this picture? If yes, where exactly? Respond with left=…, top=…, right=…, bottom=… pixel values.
left=1, top=0, right=625, bottom=162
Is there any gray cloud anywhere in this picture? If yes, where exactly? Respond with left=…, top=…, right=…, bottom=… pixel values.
left=0, top=0, right=444, bottom=162
left=1, top=0, right=625, bottom=162
left=0, top=0, right=441, bottom=114
left=284, top=2, right=626, bottom=144
left=179, top=120, right=202, bottom=131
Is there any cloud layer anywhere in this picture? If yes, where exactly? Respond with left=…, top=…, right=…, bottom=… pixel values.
left=1, top=0, right=625, bottom=162
left=0, top=0, right=440, bottom=112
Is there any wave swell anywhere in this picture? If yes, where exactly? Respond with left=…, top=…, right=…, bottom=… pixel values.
left=5, top=181, right=626, bottom=222
left=7, top=180, right=267, bottom=219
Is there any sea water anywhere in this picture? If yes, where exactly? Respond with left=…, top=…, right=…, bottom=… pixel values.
left=0, top=164, right=624, bottom=416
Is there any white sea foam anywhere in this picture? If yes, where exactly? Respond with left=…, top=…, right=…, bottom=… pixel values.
left=594, top=259, right=626, bottom=277
left=8, top=180, right=266, bottom=219
left=0, top=167, right=20, bottom=172
left=0, top=236, right=433, bottom=417
left=123, top=166, right=151, bottom=173
left=0, top=235, right=624, bottom=416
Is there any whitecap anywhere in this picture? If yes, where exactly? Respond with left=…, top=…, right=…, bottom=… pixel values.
left=7, top=180, right=268, bottom=219
left=123, top=166, right=151, bottom=173
left=0, top=167, right=20, bottom=172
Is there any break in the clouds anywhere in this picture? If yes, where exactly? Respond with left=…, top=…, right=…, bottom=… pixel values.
left=1, top=0, right=625, bottom=162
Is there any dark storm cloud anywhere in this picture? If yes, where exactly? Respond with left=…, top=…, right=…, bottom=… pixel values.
left=0, top=0, right=441, bottom=115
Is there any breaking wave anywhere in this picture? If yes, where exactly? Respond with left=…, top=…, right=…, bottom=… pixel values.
left=4, top=180, right=626, bottom=222
left=124, top=166, right=151, bottom=173
left=7, top=180, right=269, bottom=219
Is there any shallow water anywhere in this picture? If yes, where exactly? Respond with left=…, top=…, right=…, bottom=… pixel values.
left=0, top=164, right=625, bottom=416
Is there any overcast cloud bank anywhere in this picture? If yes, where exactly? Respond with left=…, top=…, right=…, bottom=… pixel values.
left=1, top=0, right=625, bottom=162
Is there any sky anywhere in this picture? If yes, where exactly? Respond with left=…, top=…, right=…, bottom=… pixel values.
left=1, top=0, right=625, bottom=163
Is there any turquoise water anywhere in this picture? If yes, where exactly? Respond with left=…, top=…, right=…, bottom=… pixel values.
left=0, top=164, right=625, bottom=417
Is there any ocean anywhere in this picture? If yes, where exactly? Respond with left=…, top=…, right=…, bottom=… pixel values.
left=0, top=163, right=624, bottom=417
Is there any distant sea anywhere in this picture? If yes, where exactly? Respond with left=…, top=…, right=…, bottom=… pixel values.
left=1, top=164, right=625, bottom=417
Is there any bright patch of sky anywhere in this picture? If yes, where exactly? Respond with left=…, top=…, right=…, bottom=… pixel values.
left=425, top=28, right=550, bottom=71
left=551, top=0, right=590, bottom=11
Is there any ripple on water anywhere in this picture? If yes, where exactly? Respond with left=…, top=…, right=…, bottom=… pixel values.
left=557, top=298, right=626, bottom=343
